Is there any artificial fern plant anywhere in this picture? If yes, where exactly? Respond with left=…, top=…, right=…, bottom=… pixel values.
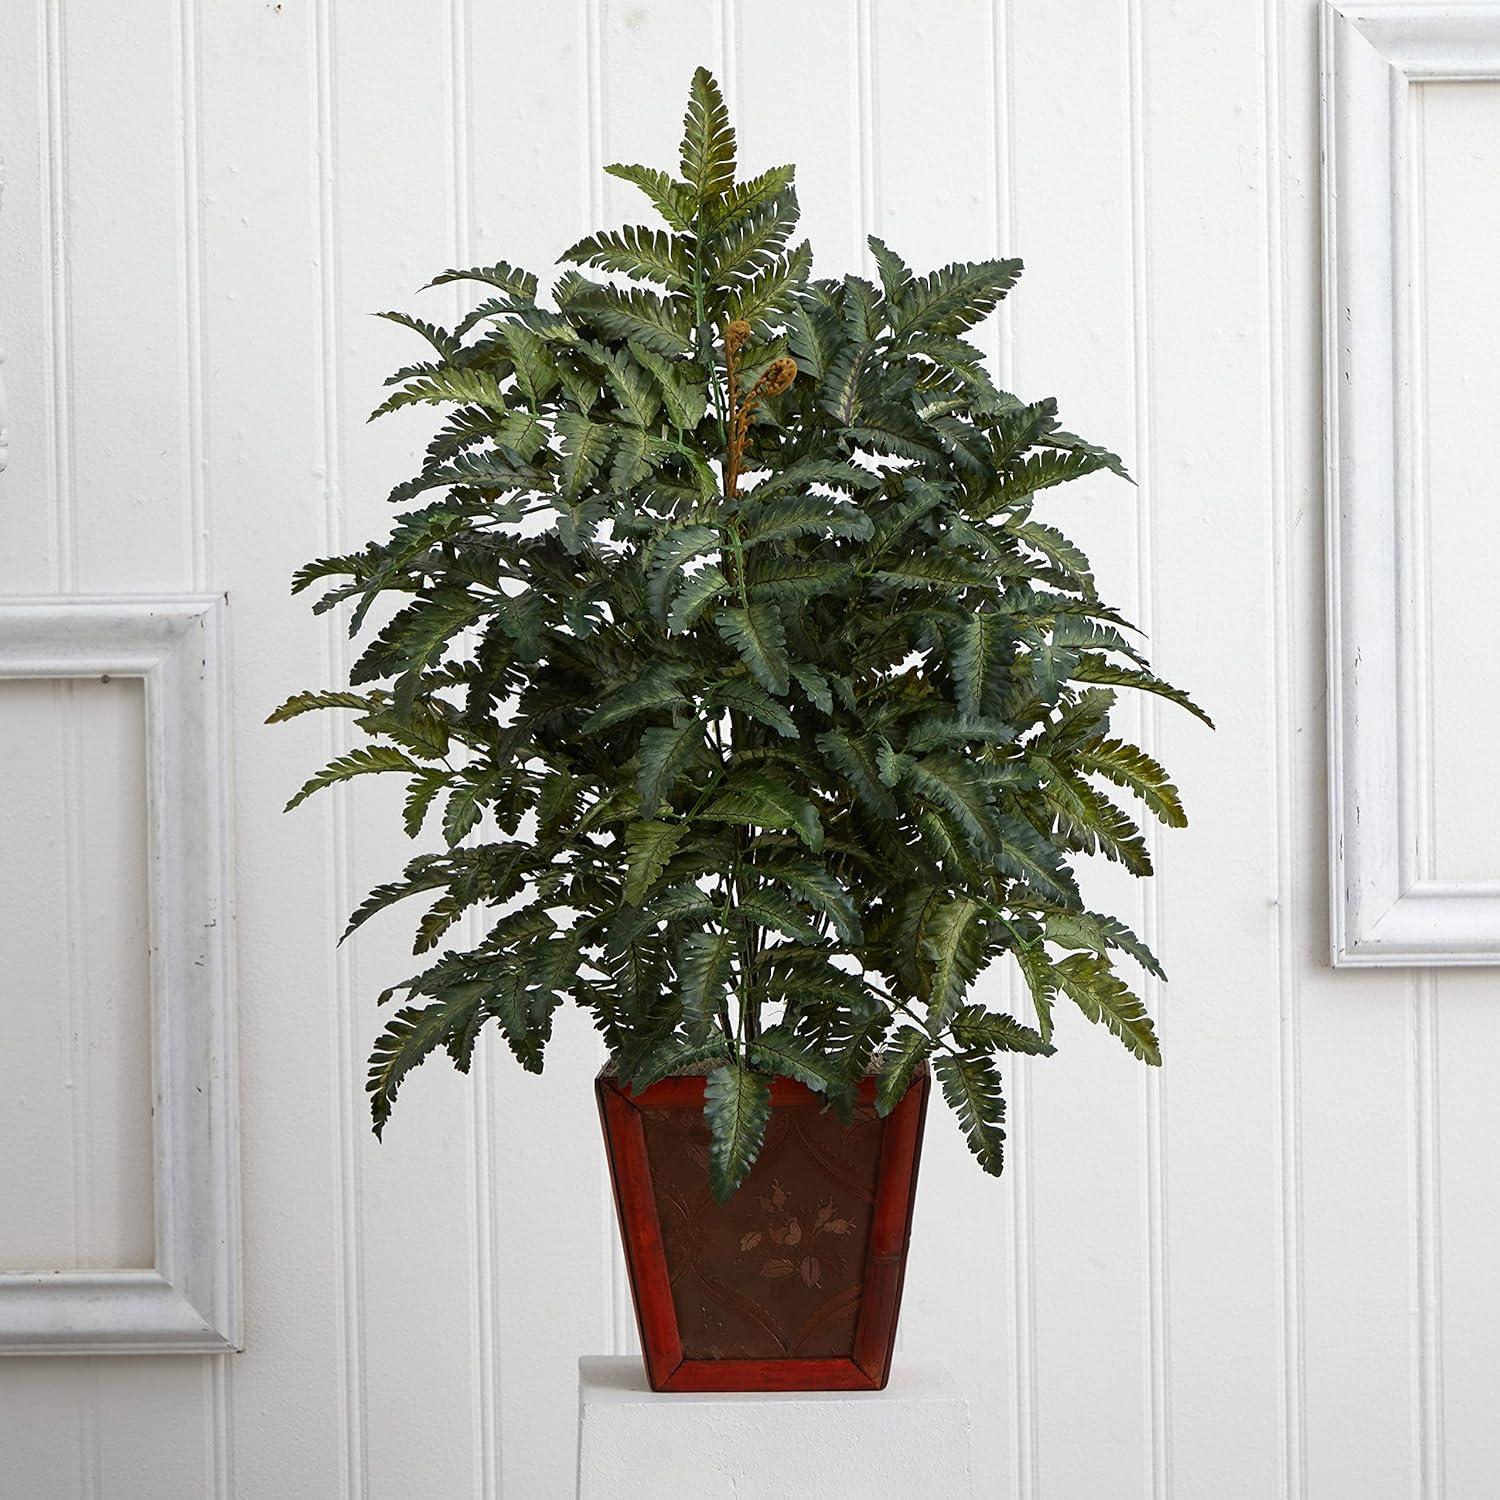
left=274, top=69, right=1208, bottom=1202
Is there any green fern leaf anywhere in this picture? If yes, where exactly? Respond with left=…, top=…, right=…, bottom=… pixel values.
left=265, top=689, right=376, bottom=724
left=758, top=859, right=862, bottom=944
left=555, top=412, right=613, bottom=500
left=679, top=67, right=737, bottom=203
left=1070, top=655, right=1214, bottom=728
left=637, top=720, right=708, bottom=814
left=425, top=260, right=538, bottom=300
left=703, top=676, right=798, bottom=738
left=370, top=365, right=507, bottom=420
left=935, top=1052, right=1007, bottom=1174
left=626, top=1034, right=731, bottom=1093
left=583, top=667, right=687, bottom=734
left=442, top=780, right=487, bottom=846
left=737, top=495, right=873, bottom=546
left=1043, top=909, right=1164, bottom=980
left=949, top=1004, right=1055, bottom=1056
left=750, top=1024, right=850, bottom=1100
left=623, top=819, right=686, bottom=904
left=990, top=813, right=1080, bottom=906
left=727, top=242, right=813, bottom=325
left=667, top=564, right=730, bottom=633
left=604, top=162, right=696, bottom=231
left=867, top=235, right=913, bottom=302
left=875, top=1026, right=931, bottom=1116
left=343, top=856, right=455, bottom=940
left=630, top=343, right=709, bottom=429
left=1074, top=737, right=1188, bottom=827
left=286, top=745, right=420, bottom=812
left=568, top=284, right=694, bottom=356
left=747, top=557, right=854, bottom=603
left=1009, top=519, right=1096, bottom=593
left=892, top=256, right=1023, bottom=338
left=736, top=888, right=825, bottom=945
left=647, top=524, right=722, bottom=618
left=698, top=769, right=823, bottom=852
left=402, top=769, right=451, bottom=838
left=715, top=602, right=790, bottom=696
left=368, top=989, right=486, bottom=1137
left=375, top=310, right=460, bottom=360
left=921, top=895, right=988, bottom=1031
left=713, top=164, right=796, bottom=227
left=497, top=322, right=559, bottom=406
left=1054, top=953, right=1161, bottom=1064
left=947, top=612, right=1012, bottom=719
left=816, top=730, right=899, bottom=818
left=678, top=931, right=735, bottom=1039
left=562, top=225, right=689, bottom=289
left=704, top=1064, right=770, bottom=1203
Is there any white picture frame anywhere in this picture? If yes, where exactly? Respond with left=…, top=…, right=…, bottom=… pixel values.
left=0, top=595, right=240, bottom=1352
left=1322, top=1, right=1500, bottom=965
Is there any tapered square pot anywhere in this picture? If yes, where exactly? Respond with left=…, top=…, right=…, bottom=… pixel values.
left=595, top=1065, right=930, bottom=1393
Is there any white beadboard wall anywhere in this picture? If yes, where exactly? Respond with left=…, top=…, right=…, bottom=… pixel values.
left=0, top=1, right=1496, bottom=1495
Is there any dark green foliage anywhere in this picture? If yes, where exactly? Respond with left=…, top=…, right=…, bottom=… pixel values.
left=275, top=68, right=1208, bottom=1196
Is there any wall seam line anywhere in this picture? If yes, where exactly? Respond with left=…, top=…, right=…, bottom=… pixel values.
left=42, top=0, right=75, bottom=595
left=176, top=0, right=231, bottom=1490
left=312, top=0, right=366, bottom=1494
left=987, top=4, right=1033, bottom=1495
left=1126, top=0, right=1170, bottom=1494
left=445, top=1, right=499, bottom=1493
left=1259, top=0, right=1306, bottom=1491
left=1408, top=89, right=1444, bottom=1500
left=40, top=2, right=94, bottom=1491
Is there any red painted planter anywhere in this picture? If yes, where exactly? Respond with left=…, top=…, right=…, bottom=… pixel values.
left=596, top=1065, right=930, bottom=1393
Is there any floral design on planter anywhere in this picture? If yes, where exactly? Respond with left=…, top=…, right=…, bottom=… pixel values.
left=737, top=1179, right=858, bottom=1289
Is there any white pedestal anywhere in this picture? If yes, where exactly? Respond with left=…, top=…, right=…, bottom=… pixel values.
left=577, top=1355, right=974, bottom=1498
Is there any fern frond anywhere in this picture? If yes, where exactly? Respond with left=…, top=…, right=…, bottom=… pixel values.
left=679, top=66, right=736, bottom=203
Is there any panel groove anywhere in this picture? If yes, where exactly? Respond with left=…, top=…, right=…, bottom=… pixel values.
left=312, top=1, right=367, bottom=1494
left=1407, top=80, right=1446, bottom=1500
left=986, top=5, right=1034, bottom=1495
left=177, top=0, right=209, bottom=598
left=856, top=0, right=879, bottom=243
left=1260, top=0, right=1307, bottom=1491
left=582, top=0, right=626, bottom=1379
left=40, top=3, right=94, bottom=1487
left=443, top=2, right=501, bottom=1492
left=175, top=3, right=230, bottom=1488
left=42, top=0, right=75, bottom=593
left=1414, top=973, right=1446, bottom=1499
left=1126, top=2, right=1171, bottom=1494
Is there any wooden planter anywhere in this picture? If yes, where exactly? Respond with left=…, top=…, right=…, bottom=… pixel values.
left=596, top=1065, right=930, bottom=1393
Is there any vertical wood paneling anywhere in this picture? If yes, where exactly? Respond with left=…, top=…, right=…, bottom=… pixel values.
left=195, top=2, right=345, bottom=1494
left=0, top=2, right=89, bottom=1483
left=735, top=2, right=859, bottom=277
left=1260, top=0, right=1307, bottom=1491
left=1286, top=2, right=1419, bottom=1494
left=1005, top=0, right=1158, bottom=1492
left=52, top=2, right=191, bottom=594
left=860, top=7, right=1019, bottom=1494
left=5, top=3, right=1500, bottom=1495
left=1434, top=971, right=1500, bottom=1496
left=461, top=8, right=601, bottom=1494
left=1135, top=2, right=1289, bottom=1493
left=0, top=0, right=61, bottom=592
left=324, top=4, right=488, bottom=1497
left=308, top=4, right=368, bottom=1493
